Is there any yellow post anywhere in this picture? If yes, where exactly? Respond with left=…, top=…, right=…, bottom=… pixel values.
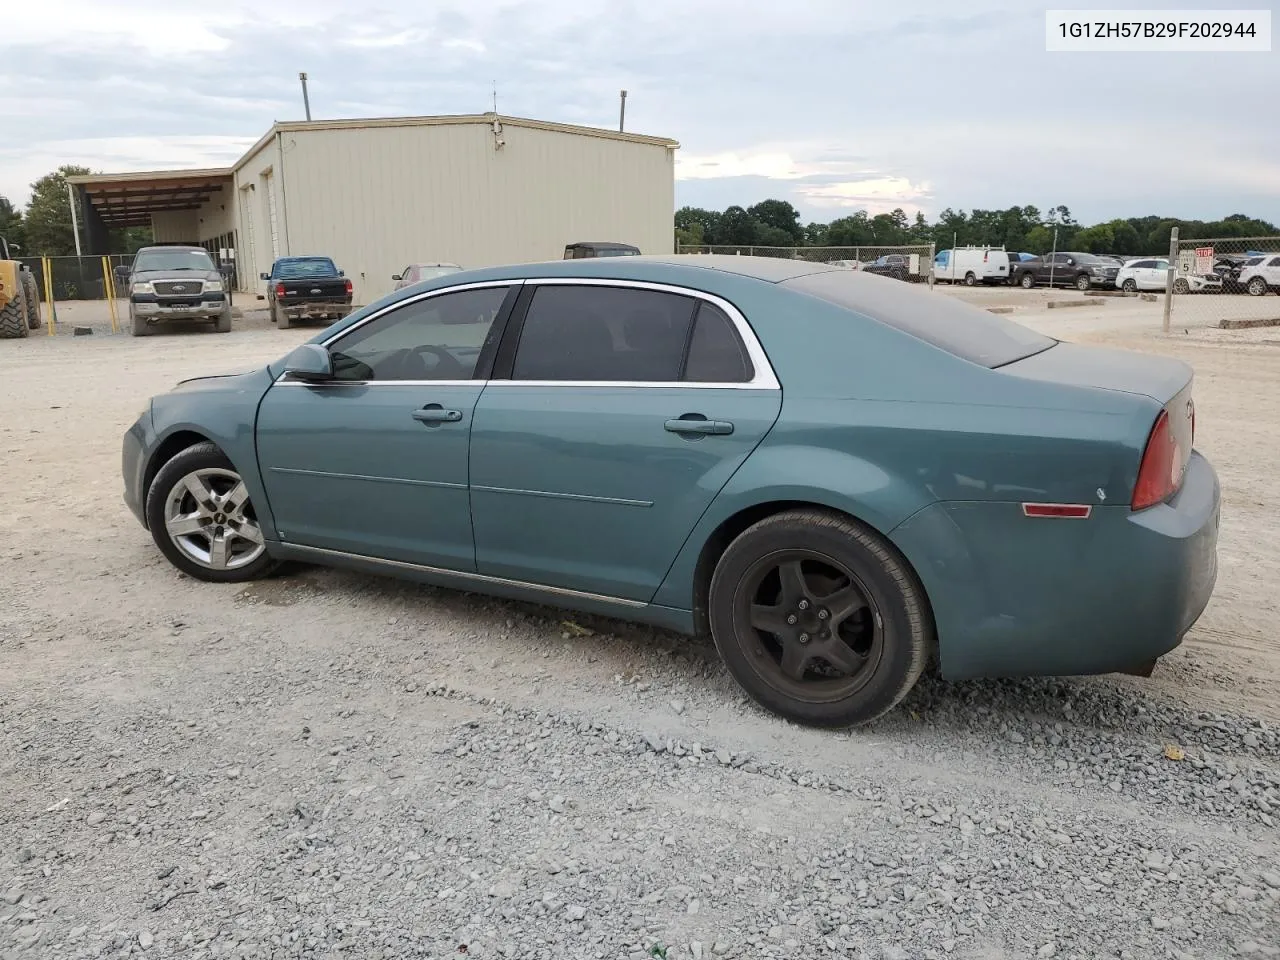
left=41, top=257, right=56, bottom=335
left=101, top=256, right=119, bottom=333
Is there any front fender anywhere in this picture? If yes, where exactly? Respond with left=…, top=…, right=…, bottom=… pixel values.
left=147, top=368, right=279, bottom=539
left=650, top=440, right=935, bottom=611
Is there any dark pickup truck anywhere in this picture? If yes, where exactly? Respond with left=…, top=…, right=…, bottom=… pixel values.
left=260, top=256, right=353, bottom=328
left=1011, top=251, right=1119, bottom=292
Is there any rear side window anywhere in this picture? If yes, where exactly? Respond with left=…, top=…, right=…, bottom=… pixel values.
left=785, top=270, right=1055, bottom=368
left=683, top=303, right=753, bottom=383
left=512, top=285, right=696, bottom=382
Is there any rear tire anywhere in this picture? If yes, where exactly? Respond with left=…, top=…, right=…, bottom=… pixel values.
left=277, top=304, right=295, bottom=329
left=963, top=272, right=976, bottom=287
left=707, top=509, right=932, bottom=728
left=22, top=271, right=41, bottom=328
left=1019, top=272, right=1035, bottom=290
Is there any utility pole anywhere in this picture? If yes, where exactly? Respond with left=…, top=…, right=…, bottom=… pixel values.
left=619, top=90, right=627, bottom=132
left=1163, top=226, right=1179, bottom=334
left=66, top=182, right=82, bottom=257
left=299, top=72, right=312, bottom=121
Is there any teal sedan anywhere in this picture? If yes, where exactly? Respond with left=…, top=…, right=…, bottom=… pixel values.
left=122, top=256, right=1220, bottom=727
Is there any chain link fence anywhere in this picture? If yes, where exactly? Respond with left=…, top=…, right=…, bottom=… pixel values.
left=16, top=256, right=133, bottom=302
left=1163, top=235, right=1280, bottom=330
left=676, top=244, right=936, bottom=283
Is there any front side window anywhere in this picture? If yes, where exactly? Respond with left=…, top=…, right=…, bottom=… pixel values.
left=512, top=285, right=697, bottom=382
left=328, top=286, right=509, bottom=382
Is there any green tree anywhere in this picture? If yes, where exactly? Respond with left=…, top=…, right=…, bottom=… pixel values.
left=747, top=199, right=804, bottom=245
left=675, top=207, right=722, bottom=246
left=24, top=164, right=91, bottom=256
left=715, top=206, right=758, bottom=246
left=0, top=196, right=24, bottom=250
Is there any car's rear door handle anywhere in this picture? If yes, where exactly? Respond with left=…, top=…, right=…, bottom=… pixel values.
left=665, top=416, right=734, bottom=436
left=413, top=404, right=463, bottom=424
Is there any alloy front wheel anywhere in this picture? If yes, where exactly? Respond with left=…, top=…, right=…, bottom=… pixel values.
left=145, top=442, right=277, bottom=582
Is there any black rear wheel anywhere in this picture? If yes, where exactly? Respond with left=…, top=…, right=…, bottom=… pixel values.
left=708, top=510, right=932, bottom=727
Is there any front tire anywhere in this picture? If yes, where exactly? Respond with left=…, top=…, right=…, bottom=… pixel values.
left=1075, top=274, right=1092, bottom=292
left=707, top=509, right=932, bottom=728
left=145, top=442, right=277, bottom=583
left=214, top=307, right=232, bottom=333
left=1019, top=272, right=1035, bottom=290
left=22, top=271, right=41, bottom=328
left=1248, top=277, right=1268, bottom=297
left=1173, top=278, right=1189, bottom=295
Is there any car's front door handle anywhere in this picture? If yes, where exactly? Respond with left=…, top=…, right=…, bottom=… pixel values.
left=665, top=416, right=734, bottom=436
left=412, top=404, right=463, bottom=424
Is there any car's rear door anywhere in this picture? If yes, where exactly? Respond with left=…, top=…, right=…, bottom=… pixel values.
left=468, top=279, right=783, bottom=603
left=254, top=281, right=519, bottom=570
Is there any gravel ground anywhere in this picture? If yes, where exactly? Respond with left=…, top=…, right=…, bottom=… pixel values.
left=2, top=299, right=1278, bottom=959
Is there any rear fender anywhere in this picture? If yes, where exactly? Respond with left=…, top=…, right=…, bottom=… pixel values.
left=650, top=443, right=934, bottom=611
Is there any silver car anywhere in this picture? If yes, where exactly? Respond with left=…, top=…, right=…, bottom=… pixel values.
left=392, top=262, right=463, bottom=290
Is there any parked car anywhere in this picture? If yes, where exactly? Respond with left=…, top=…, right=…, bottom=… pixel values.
left=933, top=247, right=1011, bottom=285
left=1214, top=256, right=1262, bottom=293
left=260, top=256, right=354, bottom=328
left=122, top=255, right=1218, bottom=729
left=393, top=262, right=463, bottom=290
left=862, top=254, right=911, bottom=282
left=1116, top=258, right=1221, bottom=295
left=127, top=245, right=232, bottom=337
left=1012, top=252, right=1119, bottom=291
left=1239, top=254, right=1280, bottom=296
left=563, top=242, right=640, bottom=259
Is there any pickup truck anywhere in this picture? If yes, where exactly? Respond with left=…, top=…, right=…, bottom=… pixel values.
left=260, top=256, right=353, bottom=328
left=1011, top=252, right=1119, bottom=292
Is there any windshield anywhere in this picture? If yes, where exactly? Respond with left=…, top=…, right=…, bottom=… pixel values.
left=276, top=258, right=338, bottom=279
left=133, top=249, right=214, bottom=272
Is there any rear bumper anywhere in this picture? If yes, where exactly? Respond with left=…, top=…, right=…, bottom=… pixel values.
left=279, top=300, right=352, bottom=319
left=891, top=451, right=1220, bottom=680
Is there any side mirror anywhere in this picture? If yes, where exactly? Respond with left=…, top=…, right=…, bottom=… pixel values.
left=260, top=272, right=270, bottom=281
left=391, top=274, right=402, bottom=281
left=7, top=241, right=20, bottom=251
left=283, top=343, right=333, bottom=381
left=338, top=269, right=345, bottom=277
left=1066, top=258, right=1075, bottom=266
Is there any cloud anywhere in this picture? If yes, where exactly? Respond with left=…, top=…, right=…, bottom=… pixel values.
left=3, top=0, right=1277, bottom=227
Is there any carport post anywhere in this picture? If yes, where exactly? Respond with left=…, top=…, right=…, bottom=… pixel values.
left=1162, top=226, right=1179, bottom=334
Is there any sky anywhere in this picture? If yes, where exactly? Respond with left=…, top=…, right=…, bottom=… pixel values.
left=3, top=0, right=1277, bottom=226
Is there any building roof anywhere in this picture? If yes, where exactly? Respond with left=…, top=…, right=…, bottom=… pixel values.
left=65, top=168, right=233, bottom=228
left=67, top=113, right=677, bottom=228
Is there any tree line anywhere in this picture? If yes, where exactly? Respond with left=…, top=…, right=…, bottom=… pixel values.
left=0, top=164, right=152, bottom=257
left=675, top=200, right=1279, bottom=256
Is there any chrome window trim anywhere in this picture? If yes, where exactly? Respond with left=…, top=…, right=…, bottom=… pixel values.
left=272, top=275, right=782, bottom=391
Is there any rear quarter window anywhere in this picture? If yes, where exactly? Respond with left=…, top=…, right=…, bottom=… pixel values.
left=783, top=270, right=1055, bottom=368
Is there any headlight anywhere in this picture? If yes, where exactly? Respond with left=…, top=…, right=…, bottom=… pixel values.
left=131, top=281, right=154, bottom=294
left=205, top=279, right=223, bottom=292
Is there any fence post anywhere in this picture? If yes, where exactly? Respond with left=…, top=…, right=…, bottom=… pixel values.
left=41, top=257, right=57, bottom=334
left=1162, top=226, right=1179, bottom=334
left=928, top=243, right=936, bottom=289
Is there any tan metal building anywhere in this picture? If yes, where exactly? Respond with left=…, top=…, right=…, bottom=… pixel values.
left=68, top=114, right=678, bottom=303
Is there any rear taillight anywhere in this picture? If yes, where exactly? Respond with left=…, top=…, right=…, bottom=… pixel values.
left=275, top=282, right=286, bottom=298
left=983, top=251, right=989, bottom=262
left=1132, top=409, right=1185, bottom=510
left=344, top=279, right=353, bottom=296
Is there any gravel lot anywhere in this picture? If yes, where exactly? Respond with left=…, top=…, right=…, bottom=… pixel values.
left=2, top=292, right=1279, bottom=960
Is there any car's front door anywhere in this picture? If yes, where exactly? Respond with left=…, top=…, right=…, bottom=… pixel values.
left=468, top=280, right=783, bottom=602
left=255, top=282, right=518, bottom=570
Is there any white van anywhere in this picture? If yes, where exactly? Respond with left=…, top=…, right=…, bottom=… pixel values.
left=933, top=247, right=1012, bottom=285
